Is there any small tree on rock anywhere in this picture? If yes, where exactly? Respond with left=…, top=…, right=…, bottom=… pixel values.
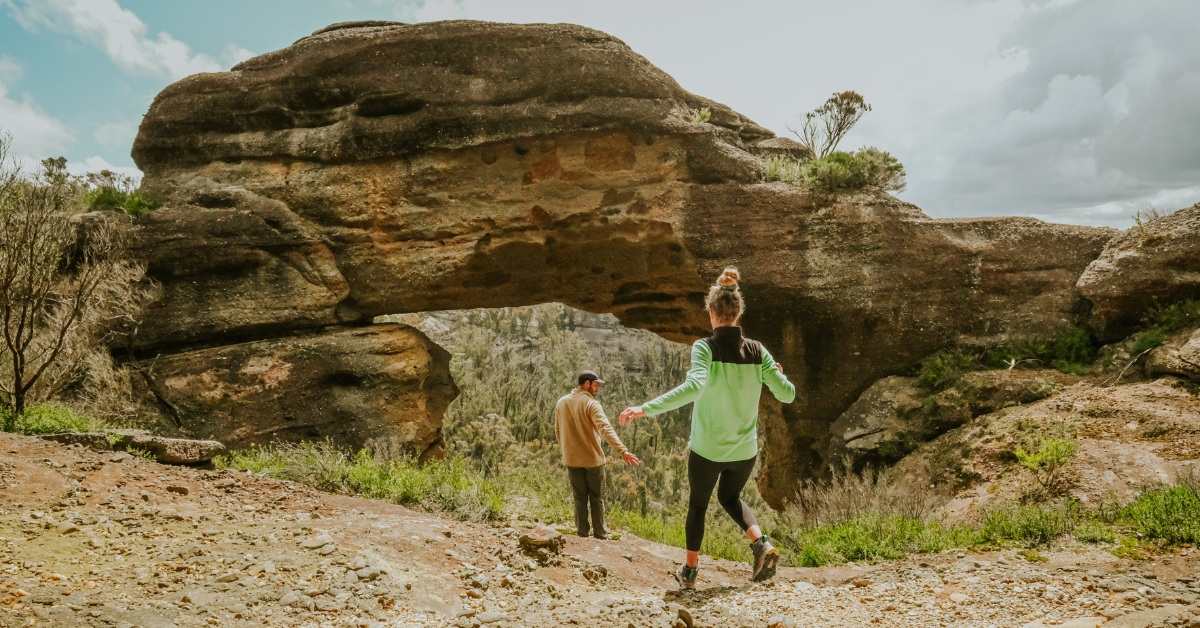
left=789, top=91, right=872, bottom=159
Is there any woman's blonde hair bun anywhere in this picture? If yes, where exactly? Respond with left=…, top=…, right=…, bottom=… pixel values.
left=717, top=267, right=740, bottom=287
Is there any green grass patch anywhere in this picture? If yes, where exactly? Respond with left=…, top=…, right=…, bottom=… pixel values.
left=1074, top=521, right=1116, bottom=544
left=979, top=502, right=1078, bottom=547
left=1118, top=485, right=1200, bottom=544
left=215, top=441, right=505, bottom=522
left=775, top=513, right=981, bottom=567
left=1133, top=327, right=1167, bottom=354
left=1, top=402, right=111, bottom=435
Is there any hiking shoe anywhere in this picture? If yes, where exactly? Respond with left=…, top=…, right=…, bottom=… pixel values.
left=750, top=535, right=780, bottom=582
left=675, top=564, right=698, bottom=590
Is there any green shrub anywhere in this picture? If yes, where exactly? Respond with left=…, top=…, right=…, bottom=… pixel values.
left=1142, top=299, right=1200, bottom=333
left=982, top=328, right=1097, bottom=373
left=82, top=187, right=128, bottom=211
left=1133, top=327, right=1167, bottom=354
left=2, top=402, right=110, bottom=435
left=917, top=350, right=976, bottom=391
left=1015, top=437, right=1077, bottom=489
left=122, top=190, right=163, bottom=217
left=980, top=502, right=1078, bottom=547
left=799, top=147, right=906, bottom=193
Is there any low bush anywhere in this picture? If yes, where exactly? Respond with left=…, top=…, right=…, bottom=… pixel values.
left=917, top=350, right=976, bottom=391
left=981, top=327, right=1098, bottom=374
left=800, top=147, right=906, bottom=193
left=1132, top=327, right=1167, bottom=354
left=1142, top=299, right=1200, bottom=333
left=81, top=169, right=162, bottom=217
left=1015, top=437, right=1077, bottom=490
left=1, top=402, right=110, bottom=435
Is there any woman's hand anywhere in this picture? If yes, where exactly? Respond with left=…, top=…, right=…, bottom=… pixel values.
left=619, top=406, right=645, bottom=426
left=776, top=362, right=784, bottom=373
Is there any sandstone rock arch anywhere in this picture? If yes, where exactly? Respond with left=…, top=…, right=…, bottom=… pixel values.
left=126, top=20, right=1118, bottom=507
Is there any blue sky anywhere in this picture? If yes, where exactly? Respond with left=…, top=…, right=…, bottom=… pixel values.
left=3, top=0, right=1199, bottom=228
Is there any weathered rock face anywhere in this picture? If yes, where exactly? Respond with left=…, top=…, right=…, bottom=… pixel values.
left=1078, top=205, right=1200, bottom=339
left=1146, top=328, right=1200, bottom=383
left=129, top=324, right=456, bottom=458
left=828, top=370, right=1080, bottom=472
left=130, top=20, right=1119, bottom=506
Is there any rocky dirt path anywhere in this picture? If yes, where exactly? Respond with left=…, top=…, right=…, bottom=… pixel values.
left=1, top=432, right=1197, bottom=628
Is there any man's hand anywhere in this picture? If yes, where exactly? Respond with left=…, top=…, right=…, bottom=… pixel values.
left=622, top=451, right=641, bottom=466
left=619, top=406, right=645, bottom=426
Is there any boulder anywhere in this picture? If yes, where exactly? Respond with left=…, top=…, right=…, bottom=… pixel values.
left=518, top=526, right=566, bottom=557
left=828, top=376, right=922, bottom=471
left=128, top=324, right=456, bottom=457
left=129, top=20, right=1119, bottom=505
left=1077, top=204, right=1200, bottom=339
left=109, top=433, right=226, bottom=465
left=1146, top=328, right=1200, bottom=382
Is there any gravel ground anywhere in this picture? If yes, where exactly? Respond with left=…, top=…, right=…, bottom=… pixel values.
left=1, top=432, right=1198, bottom=628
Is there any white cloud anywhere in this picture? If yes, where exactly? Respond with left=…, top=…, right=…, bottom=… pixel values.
left=4, top=0, right=222, bottom=80
left=66, top=155, right=142, bottom=181
left=93, top=118, right=138, bottom=150
left=222, top=43, right=255, bottom=67
left=0, top=56, right=74, bottom=163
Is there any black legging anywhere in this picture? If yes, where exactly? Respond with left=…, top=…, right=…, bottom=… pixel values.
left=685, top=450, right=759, bottom=552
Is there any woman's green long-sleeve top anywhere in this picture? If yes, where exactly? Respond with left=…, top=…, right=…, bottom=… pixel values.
left=641, top=326, right=796, bottom=462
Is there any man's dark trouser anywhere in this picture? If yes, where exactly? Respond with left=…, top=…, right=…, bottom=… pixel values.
left=567, top=465, right=606, bottom=538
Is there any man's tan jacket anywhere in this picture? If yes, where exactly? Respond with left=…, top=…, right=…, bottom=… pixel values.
left=554, top=387, right=628, bottom=468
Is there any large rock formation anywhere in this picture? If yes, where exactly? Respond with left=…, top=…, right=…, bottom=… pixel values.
left=130, top=20, right=1120, bottom=506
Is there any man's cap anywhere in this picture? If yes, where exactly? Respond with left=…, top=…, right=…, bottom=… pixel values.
left=578, top=370, right=605, bottom=385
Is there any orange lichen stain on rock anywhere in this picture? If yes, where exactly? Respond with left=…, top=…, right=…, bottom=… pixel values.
left=240, top=357, right=292, bottom=389
left=522, top=152, right=561, bottom=185
left=585, top=134, right=636, bottom=172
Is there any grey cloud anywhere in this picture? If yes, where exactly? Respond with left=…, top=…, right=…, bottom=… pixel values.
left=909, top=0, right=1200, bottom=226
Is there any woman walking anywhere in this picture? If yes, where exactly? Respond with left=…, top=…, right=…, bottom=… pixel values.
left=619, top=268, right=795, bottom=590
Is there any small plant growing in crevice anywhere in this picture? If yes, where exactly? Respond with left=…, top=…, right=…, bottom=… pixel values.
left=760, top=155, right=804, bottom=184
left=917, top=350, right=976, bottom=391
left=688, top=107, right=711, bottom=124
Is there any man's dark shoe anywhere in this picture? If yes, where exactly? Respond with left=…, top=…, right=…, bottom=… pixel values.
left=675, top=564, right=698, bottom=590
left=750, top=535, right=779, bottom=582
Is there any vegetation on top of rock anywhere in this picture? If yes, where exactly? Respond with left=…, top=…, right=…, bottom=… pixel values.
left=1132, top=298, right=1200, bottom=355
left=761, top=148, right=906, bottom=193
left=81, top=169, right=163, bottom=217
left=1131, top=200, right=1179, bottom=235
left=788, top=91, right=872, bottom=159
left=688, top=106, right=711, bottom=124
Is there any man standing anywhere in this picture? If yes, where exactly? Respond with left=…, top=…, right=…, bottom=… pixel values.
left=554, top=370, right=640, bottom=539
